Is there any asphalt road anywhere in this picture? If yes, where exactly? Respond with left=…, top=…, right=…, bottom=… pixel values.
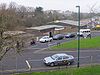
left=0, top=50, right=100, bottom=75
left=0, top=31, right=100, bottom=75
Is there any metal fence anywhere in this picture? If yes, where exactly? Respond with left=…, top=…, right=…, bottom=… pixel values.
left=0, top=55, right=100, bottom=75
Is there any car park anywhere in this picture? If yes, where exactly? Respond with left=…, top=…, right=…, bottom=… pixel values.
left=43, top=53, right=74, bottom=66
left=53, top=34, right=64, bottom=40
left=39, top=36, right=53, bottom=43
left=65, top=33, right=75, bottom=38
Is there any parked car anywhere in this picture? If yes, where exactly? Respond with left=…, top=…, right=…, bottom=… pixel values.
left=77, top=29, right=91, bottom=38
left=53, top=34, right=64, bottom=40
left=77, top=32, right=83, bottom=37
left=43, top=53, right=74, bottom=66
left=65, top=33, right=75, bottom=38
left=39, top=36, right=52, bottom=43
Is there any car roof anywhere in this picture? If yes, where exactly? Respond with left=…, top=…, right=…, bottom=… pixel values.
left=53, top=34, right=64, bottom=37
left=54, top=53, right=68, bottom=57
left=67, top=33, right=74, bottom=34
left=56, top=34, right=62, bottom=35
left=52, top=53, right=74, bottom=59
left=67, top=33, right=71, bottom=35
left=42, top=36, right=49, bottom=37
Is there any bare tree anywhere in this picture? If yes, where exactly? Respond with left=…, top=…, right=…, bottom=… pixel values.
left=0, top=2, right=24, bottom=61
left=89, top=3, right=97, bottom=19
left=87, top=3, right=99, bottom=28
left=0, top=34, right=24, bottom=60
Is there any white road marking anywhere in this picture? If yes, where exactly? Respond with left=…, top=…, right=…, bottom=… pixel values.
left=34, top=48, right=47, bottom=53
left=34, top=50, right=100, bottom=54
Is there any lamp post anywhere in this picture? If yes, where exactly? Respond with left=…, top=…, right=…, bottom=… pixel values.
left=76, top=6, right=80, bottom=68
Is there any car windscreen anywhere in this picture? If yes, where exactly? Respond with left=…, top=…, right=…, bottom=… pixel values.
left=67, top=33, right=71, bottom=35
left=42, top=36, right=48, bottom=39
left=51, top=54, right=58, bottom=60
left=54, top=34, right=63, bottom=37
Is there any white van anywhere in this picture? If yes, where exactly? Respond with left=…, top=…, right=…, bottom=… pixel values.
left=77, top=29, right=91, bottom=37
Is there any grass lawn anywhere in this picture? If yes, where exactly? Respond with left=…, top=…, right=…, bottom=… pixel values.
left=51, top=36, right=100, bottom=50
left=14, top=65, right=100, bottom=75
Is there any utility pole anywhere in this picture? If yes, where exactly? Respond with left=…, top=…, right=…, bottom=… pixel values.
left=76, top=6, right=80, bottom=68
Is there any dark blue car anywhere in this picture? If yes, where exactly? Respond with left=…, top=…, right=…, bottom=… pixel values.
left=65, top=33, right=75, bottom=38
left=53, top=34, right=64, bottom=40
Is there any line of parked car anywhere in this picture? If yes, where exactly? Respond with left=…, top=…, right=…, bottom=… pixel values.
left=39, top=33, right=76, bottom=43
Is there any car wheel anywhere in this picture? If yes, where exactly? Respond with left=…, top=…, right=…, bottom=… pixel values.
left=67, top=62, right=71, bottom=65
left=50, top=39, right=52, bottom=42
left=50, top=63, right=55, bottom=67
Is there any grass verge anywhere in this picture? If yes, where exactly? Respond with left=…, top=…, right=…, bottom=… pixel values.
left=51, top=36, right=100, bottom=50
left=14, top=65, right=100, bottom=75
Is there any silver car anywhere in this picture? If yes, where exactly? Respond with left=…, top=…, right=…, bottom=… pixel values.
left=43, top=53, right=74, bottom=66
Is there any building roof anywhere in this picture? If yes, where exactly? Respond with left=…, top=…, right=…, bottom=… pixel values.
left=54, top=20, right=87, bottom=26
left=26, top=25, right=64, bottom=31
left=4, top=31, right=26, bottom=36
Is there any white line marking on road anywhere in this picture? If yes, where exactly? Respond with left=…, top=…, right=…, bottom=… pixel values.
left=34, top=50, right=100, bottom=54
left=34, top=48, right=47, bottom=53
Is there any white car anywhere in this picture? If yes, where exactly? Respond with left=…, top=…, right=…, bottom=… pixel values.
left=39, top=36, right=53, bottom=43
left=43, top=53, right=74, bottom=66
left=77, top=29, right=91, bottom=37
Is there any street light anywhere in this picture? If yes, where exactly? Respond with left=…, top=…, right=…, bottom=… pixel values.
left=76, top=6, right=80, bottom=68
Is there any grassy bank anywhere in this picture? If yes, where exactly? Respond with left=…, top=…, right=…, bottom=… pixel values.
left=15, top=65, right=100, bottom=75
left=51, top=36, right=100, bottom=50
